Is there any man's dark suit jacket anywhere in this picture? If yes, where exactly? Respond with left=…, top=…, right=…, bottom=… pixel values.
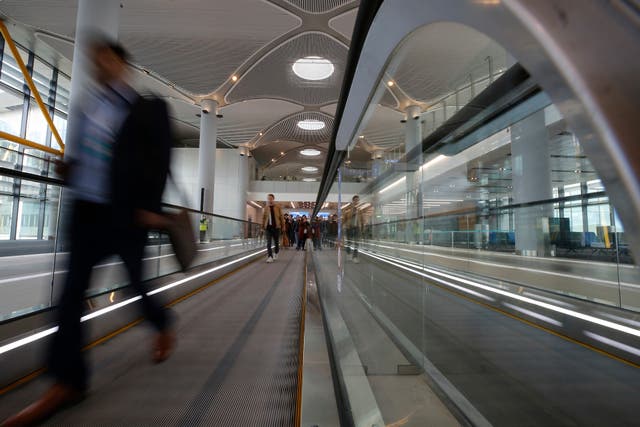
left=110, top=95, right=172, bottom=229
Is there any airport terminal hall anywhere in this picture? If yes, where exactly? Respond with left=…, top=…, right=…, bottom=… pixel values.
left=1, top=1, right=640, bottom=426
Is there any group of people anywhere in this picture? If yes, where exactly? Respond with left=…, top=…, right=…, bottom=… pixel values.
left=261, top=194, right=365, bottom=263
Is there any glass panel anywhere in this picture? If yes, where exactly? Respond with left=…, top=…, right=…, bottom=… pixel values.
left=25, top=102, right=50, bottom=146
left=55, top=73, right=70, bottom=114
left=0, top=45, right=28, bottom=92
left=0, top=86, right=25, bottom=169
left=314, top=21, right=640, bottom=427
left=0, top=192, right=13, bottom=240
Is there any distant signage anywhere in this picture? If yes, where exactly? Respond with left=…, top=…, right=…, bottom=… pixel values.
left=288, top=211, right=310, bottom=218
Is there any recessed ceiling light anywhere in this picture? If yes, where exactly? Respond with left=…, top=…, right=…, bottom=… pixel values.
left=297, top=119, right=325, bottom=131
left=292, top=56, right=334, bottom=81
left=301, top=166, right=318, bottom=173
left=387, top=80, right=394, bottom=87
left=300, top=148, right=321, bottom=157
left=259, top=132, right=263, bottom=136
left=231, top=75, right=238, bottom=82
left=303, top=178, right=316, bottom=182
left=280, top=151, right=285, bottom=155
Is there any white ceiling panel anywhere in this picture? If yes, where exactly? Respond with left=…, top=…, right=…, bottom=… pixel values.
left=256, top=111, right=334, bottom=147
left=320, top=103, right=338, bottom=116
left=391, top=22, right=509, bottom=105
left=0, top=0, right=301, bottom=95
left=361, top=105, right=405, bottom=150
left=218, top=99, right=303, bottom=146
left=226, top=32, right=347, bottom=105
left=284, top=0, right=357, bottom=14
left=328, top=8, right=358, bottom=40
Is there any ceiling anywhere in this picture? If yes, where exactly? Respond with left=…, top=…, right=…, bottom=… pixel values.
left=0, top=1, right=512, bottom=183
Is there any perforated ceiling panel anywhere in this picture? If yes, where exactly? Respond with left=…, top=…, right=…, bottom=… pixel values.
left=256, top=111, right=334, bottom=147
left=123, top=36, right=265, bottom=95
left=328, top=8, right=358, bottom=39
left=380, top=88, right=399, bottom=109
left=283, top=0, right=356, bottom=14
left=217, top=99, right=303, bottom=146
left=252, top=140, right=310, bottom=165
left=226, top=32, right=347, bottom=105
left=361, top=105, right=405, bottom=150
left=391, top=22, right=510, bottom=104
left=0, top=0, right=300, bottom=95
left=320, top=104, right=338, bottom=116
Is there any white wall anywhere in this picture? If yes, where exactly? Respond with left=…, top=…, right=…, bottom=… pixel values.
left=165, top=148, right=250, bottom=215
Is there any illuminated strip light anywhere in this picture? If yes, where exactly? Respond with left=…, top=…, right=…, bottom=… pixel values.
left=418, top=154, right=447, bottom=173
left=379, top=176, right=406, bottom=194
left=364, top=241, right=625, bottom=287
left=522, top=291, right=576, bottom=309
left=198, top=246, right=225, bottom=252
left=365, top=251, right=495, bottom=302
left=584, top=331, right=640, bottom=357
left=0, top=326, right=59, bottom=355
left=0, top=249, right=265, bottom=356
left=362, top=249, right=640, bottom=338
left=503, top=302, right=563, bottom=327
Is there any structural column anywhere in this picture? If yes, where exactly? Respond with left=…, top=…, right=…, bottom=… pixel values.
left=57, top=0, right=120, bottom=251
left=197, top=99, right=219, bottom=241
left=511, top=110, right=552, bottom=256
left=66, top=0, right=120, bottom=157
left=404, top=105, right=422, bottom=242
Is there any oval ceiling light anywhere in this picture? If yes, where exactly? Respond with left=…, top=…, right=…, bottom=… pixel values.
left=297, top=119, right=325, bottom=131
left=303, top=178, right=317, bottom=182
left=292, top=56, right=334, bottom=80
left=300, top=148, right=321, bottom=157
left=301, top=166, right=319, bottom=173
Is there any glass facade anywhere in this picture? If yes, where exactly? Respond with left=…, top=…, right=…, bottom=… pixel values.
left=0, top=34, right=66, bottom=241
left=313, top=22, right=640, bottom=426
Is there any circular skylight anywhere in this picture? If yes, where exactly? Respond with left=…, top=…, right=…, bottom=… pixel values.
left=297, top=119, right=325, bottom=131
left=301, top=166, right=319, bottom=173
left=303, top=178, right=317, bottom=182
left=292, top=56, right=334, bottom=80
left=300, top=148, right=321, bottom=157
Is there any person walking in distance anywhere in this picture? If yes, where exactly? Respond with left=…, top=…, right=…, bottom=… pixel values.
left=343, top=195, right=364, bottom=263
left=2, top=36, right=176, bottom=427
left=262, top=193, right=284, bottom=263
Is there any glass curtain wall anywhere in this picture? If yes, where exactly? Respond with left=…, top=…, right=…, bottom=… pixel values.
left=312, top=21, right=640, bottom=427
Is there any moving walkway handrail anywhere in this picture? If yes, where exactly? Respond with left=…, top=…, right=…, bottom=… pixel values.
left=0, top=166, right=261, bottom=227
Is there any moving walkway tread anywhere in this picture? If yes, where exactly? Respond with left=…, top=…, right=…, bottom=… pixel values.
left=0, top=250, right=304, bottom=426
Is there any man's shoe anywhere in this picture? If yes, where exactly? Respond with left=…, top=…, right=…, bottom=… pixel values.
left=273, top=252, right=278, bottom=260
left=153, top=329, right=175, bottom=363
left=1, top=383, right=85, bottom=427
left=266, top=256, right=274, bottom=263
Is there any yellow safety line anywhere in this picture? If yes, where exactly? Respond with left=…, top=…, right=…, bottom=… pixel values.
left=295, top=252, right=308, bottom=427
left=0, top=21, right=65, bottom=153
left=0, top=130, right=63, bottom=156
left=0, top=255, right=261, bottom=396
